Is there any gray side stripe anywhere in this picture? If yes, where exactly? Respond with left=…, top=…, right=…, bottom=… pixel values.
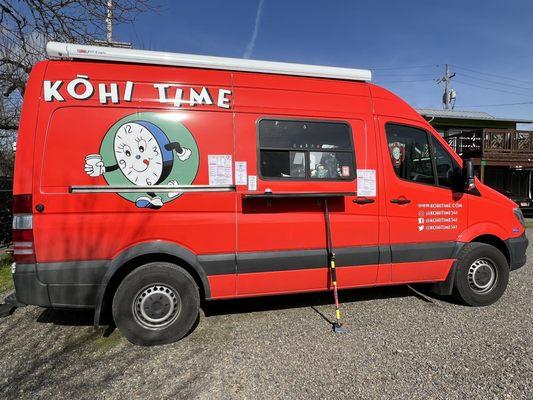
left=36, top=260, right=108, bottom=284
left=334, top=246, right=379, bottom=267
left=30, top=241, right=465, bottom=280
left=203, top=242, right=463, bottom=275
left=237, top=249, right=327, bottom=274
left=379, top=245, right=392, bottom=264
left=197, top=254, right=236, bottom=275
left=390, top=241, right=462, bottom=263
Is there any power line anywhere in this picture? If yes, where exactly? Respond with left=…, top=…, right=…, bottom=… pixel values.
left=457, top=71, right=533, bottom=91
left=0, top=28, right=44, bottom=55
left=370, top=64, right=440, bottom=71
left=453, top=64, right=533, bottom=86
left=373, top=72, right=437, bottom=77
left=373, top=78, right=436, bottom=83
left=454, top=79, right=533, bottom=98
left=457, top=101, right=533, bottom=108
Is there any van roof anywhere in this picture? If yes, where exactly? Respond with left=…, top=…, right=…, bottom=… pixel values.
left=46, top=42, right=372, bottom=82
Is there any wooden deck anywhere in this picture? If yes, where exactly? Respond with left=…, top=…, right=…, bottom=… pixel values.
left=445, top=129, right=533, bottom=167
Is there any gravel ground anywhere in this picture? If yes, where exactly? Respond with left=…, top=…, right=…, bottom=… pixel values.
left=0, top=235, right=532, bottom=400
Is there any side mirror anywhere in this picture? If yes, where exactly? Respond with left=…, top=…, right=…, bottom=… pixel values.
left=463, top=159, right=475, bottom=191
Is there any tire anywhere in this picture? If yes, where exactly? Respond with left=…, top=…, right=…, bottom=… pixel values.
left=112, top=262, right=200, bottom=346
left=452, top=243, right=509, bottom=307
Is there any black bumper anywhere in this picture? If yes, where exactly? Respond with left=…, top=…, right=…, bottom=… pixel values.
left=505, top=232, right=529, bottom=271
left=13, top=263, right=105, bottom=308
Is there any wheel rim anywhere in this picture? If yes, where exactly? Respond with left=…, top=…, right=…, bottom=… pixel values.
left=133, top=284, right=181, bottom=329
left=467, top=258, right=497, bottom=294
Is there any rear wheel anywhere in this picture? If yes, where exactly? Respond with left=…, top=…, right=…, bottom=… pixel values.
left=112, top=262, right=200, bottom=346
left=453, top=243, right=509, bottom=306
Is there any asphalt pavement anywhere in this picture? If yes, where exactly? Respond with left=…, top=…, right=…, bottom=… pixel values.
left=0, top=234, right=531, bottom=399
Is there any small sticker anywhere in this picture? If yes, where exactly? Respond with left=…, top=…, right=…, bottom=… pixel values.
left=248, top=175, right=257, bottom=191
left=342, top=166, right=350, bottom=177
left=356, top=169, right=376, bottom=197
left=208, top=155, right=232, bottom=185
left=388, top=142, right=405, bottom=167
left=235, top=161, right=247, bottom=185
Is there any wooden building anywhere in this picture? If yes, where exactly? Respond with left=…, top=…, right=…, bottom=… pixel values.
left=418, top=109, right=533, bottom=215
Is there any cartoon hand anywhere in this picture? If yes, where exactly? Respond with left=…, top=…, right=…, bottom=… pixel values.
left=178, top=147, right=192, bottom=161
left=84, top=161, right=106, bottom=177
left=167, top=180, right=180, bottom=198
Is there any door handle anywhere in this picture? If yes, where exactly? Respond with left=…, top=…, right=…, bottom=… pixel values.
left=390, top=198, right=411, bottom=205
left=353, top=197, right=375, bottom=204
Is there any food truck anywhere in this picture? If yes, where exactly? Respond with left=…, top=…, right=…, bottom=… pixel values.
left=10, top=42, right=528, bottom=345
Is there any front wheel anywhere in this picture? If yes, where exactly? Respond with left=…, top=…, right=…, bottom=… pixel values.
left=453, top=243, right=509, bottom=306
left=112, top=262, right=200, bottom=346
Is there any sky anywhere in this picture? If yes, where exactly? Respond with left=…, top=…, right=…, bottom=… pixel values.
left=115, top=0, right=533, bottom=122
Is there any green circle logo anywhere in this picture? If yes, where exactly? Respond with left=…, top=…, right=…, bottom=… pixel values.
left=85, top=112, right=199, bottom=209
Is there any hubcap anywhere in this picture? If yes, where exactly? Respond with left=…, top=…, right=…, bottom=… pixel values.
left=133, top=284, right=181, bottom=329
left=468, top=258, right=497, bottom=294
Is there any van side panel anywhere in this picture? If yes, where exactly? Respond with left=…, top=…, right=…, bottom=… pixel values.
left=35, top=107, right=235, bottom=260
left=369, top=84, right=429, bottom=126
left=30, top=61, right=237, bottom=305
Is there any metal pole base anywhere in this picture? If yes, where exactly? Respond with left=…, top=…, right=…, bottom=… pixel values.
left=0, top=292, right=25, bottom=318
left=333, top=322, right=350, bottom=334
left=0, top=304, right=16, bottom=318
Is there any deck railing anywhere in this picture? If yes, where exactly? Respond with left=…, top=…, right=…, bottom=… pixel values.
left=445, top=129, right=533, bottom=161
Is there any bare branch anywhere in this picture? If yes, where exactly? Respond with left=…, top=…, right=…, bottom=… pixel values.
left=0, top=0, right=156, bottom=136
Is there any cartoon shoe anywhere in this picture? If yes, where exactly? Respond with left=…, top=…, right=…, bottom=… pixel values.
left=135, top=196, right=163, bottom=209
left=135, top=196, right=152, bottom=208
left=178, top=147, right=192, bottom=161
left=149, top=196, right=164, bottom=209
left=167, top=180, right=180, bottom=198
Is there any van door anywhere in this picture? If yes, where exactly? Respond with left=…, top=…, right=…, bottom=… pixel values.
left=234, top=114, right=380, bottom=296
left=378, top=119, right=467, bottom=283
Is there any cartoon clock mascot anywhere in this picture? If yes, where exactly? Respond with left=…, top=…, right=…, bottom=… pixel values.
left=84, top=120, right=191, bottom=209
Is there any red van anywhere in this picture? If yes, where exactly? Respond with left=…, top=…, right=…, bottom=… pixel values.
left=11, top=42, right=528, bottom=345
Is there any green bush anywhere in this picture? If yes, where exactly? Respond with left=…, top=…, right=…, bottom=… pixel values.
left=0, top=254, right=14, bottom=293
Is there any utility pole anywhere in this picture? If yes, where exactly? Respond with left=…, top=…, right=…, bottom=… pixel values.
left=437, top=64, right=456, bottom=110
left=106, top=0, right=113, bottom=43
left=93, top=0, right=131, bottom=48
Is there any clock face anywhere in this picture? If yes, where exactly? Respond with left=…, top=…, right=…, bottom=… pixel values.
left=114, top=122, right=164, bottom=185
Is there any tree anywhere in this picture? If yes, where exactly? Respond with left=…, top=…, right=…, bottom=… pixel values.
left=0, top=0, right=154, bottom=158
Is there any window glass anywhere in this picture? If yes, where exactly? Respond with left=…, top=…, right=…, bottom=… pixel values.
left=310, top=152, right=353, bottom=179
left=386, top=124, right=435, bottom=185
left=432, top=136, right=459, bottom=188
left=259, top=119, right=352, bottom=150
left=260, top=151, right=306, bottom=178
left=258, top=119, right=355, bottom=180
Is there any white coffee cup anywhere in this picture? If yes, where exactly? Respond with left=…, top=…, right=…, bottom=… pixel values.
left=85, top=154, right=103, bottom=177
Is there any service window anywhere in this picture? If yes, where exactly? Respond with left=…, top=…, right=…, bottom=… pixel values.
left=386, top=124, right=435, bottom=185
left=258, top=119, right=355, bottom=180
